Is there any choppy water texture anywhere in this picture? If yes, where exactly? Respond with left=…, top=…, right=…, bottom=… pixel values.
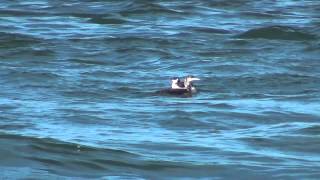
left=1, top=0, right=320, bottom=179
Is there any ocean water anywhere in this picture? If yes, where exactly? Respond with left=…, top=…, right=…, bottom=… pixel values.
left=0, top=0, right=320, bottom=179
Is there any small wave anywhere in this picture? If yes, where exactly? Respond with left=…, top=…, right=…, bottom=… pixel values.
left=237, top=26, right=317, bottom=41
left=0, top=132, right=217, bottom=178
left=236, top=122, right=320, bottom=157
left=0, top=132, right=138, bottom=157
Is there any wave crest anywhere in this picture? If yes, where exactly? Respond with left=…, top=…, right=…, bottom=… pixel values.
left=237, top=26, right=317, bottom=40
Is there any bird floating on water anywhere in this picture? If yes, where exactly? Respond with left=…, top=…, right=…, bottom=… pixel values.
left=158, top=75, right=200, bottom=96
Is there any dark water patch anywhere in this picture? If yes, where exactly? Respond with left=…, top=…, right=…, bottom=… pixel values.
left=80, top=71, right=126, bottom=80
left=206, top=0, right=250, bottom=8
left=297, top=125, right=320, bottom=135
left=207, top=103, right=236, bottom=109
left=0, top=124, right=32, bottom=131
left=160, top=117, right=208, bottom=130
left=0, top=133, right=138, bottom=159
left=59, top=89, right=112, bottom=100
left=115, top=86, right=141, bottom=93
left=115, top=47, right=172, bottom=57
left=68, top=58, right=111, bottom=66
left=203, top=64, right=255, bottom=74
left=241, top=134, right=320, bottom=155
left=159, top=112, right=214, bottom=130
left=241, top=11, right=278, bottom=18
left=204, top=111, right=262, bottom=129
left=238, top=93, right=272, bottom=99
left=280, top=60, right=320, bottom=76
left=261, top=111, right=320, bottom=123
left=196, top=48, right=254, bottom=57
left=24, top=19, right=78, bottom=27
left=237, top=26, right=317, bottom=41
left=30, top=48, right=56, bottom=56
left=18, top=84, right=57, bottom=90
left=4, top=69, right=60, bottom=84
left=60, top=12, right=108, bottom=19
left=57, top=108, right=104, bottom=116
left=93, top=159, right=184, bottom=171
left=153, top=90, right=194, bottom=98
left=26, top=157, right=64, bottom=166
left=0, top=104, right=18, bottom=111
left=131, top=142, right=215, bottom=155
left=104, top=36, right=180, bottom=47
left=88, top=17, right=128, bottom=25
left=0, top=132, right=226, bottom=178
left=63, top=114, right=109, bottom=125
left=120, top=2, right=189, bottom=17
left=304, top=42, right=320, bottom=52
left=226, top=39, right=251, bottom=46
left=187, top=26, right=231, bottom=34
left=65, top=159, right=107, bottom=171
left=0, top=48, right=55, bottom=60
left=217, top=111, right=284, bottom=125
left=265, top=91, right=320, bottom=101
left=0, top=32, right=41, bottom=48
left=259, top=73, right=320, bottom=87
left=57, top=84, right=132, bottom=101
left=93, top=159, right=228, bottom=179
left=0, top=9, right=48, bottom=16
left=29, top=143, right=79, bottom=156
left=215, top=73, right=320, bottom=95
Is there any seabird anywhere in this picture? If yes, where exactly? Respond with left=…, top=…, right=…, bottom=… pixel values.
left=184, top=75, right=200, bottom=93
left=171, top=77, right=185, bottom=89
left=158, top=75, right=200, bottom=96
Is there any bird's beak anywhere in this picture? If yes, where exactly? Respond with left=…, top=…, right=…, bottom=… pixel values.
left=190, top=77, right=200, bottom=81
